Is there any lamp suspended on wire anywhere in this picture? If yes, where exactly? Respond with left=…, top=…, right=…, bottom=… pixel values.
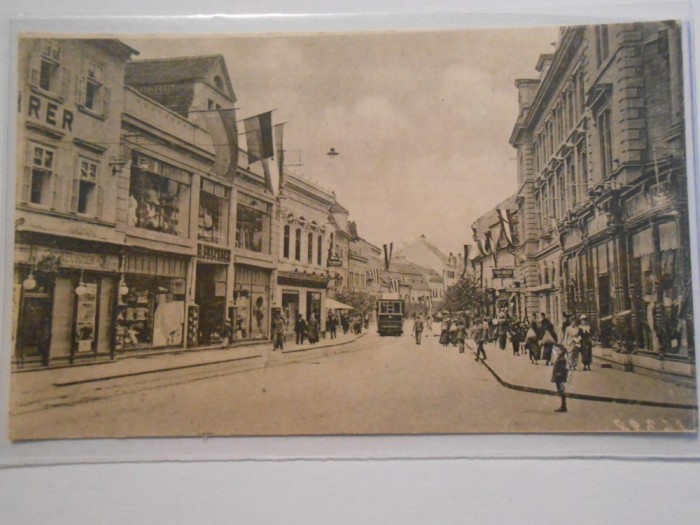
left=327, top=147, right=339, bottom=156
left=75, top=270, right=88, bottom=297
left=22, top=269, right=36, bottom=291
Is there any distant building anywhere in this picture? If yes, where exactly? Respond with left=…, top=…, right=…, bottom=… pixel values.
left=397, top=234, right=464, bottom=295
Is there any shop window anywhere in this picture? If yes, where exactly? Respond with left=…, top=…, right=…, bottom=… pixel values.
left=307, top=232, right=314, bottom=263
left=283, top=224, right=291, bottom=259
left=80, top=58, right=110, bottom=115
left=306, top=291, right=321, bottom=325
left=25, top=143, right=55, bottom=207
left=74, top=158, right=99, bottom=215
left=198, top=179, right=230, bottom=244
left=294, top=228, right=302, bottom=260
left=235, top=193, right=271, bottom=253
left=128, top=156, right=191, bottom=236
left=233, top=266, right=270, bottom=340
left=115, top=276, right=186, bottom=350
left=282, top=292, right=299, bottom=330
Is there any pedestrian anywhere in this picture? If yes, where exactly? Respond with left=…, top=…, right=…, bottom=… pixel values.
left=327, top=312, right=338, bottom=340
left=497, top=312, right=509, bottom=351
left=456, top=320, right=467, bottom=353
left=552, top=344, right=569, bottom=413
left=294, top=314, right=307, bottom=345
left=539, top=312, right=558, bottom=366
left=448, top=318, right=458, bottom=347
left=353, top=314, right=362, bottom=335
left=341, top=313, right=350, bottom=335
left=425, top=314, right=433, bottom=334
left=471, top=317, right=488, bottom=362
left=272, top=312, right=287, bottom=351
left=307, top=314, right=320, bottom=344
left=525, top=320, right=541, bottom=364
left=363, top=313, right=370, bottom=330
left=579, top=315, right=593, bottom=371
left=509, top=319, right=523, bottom=356
left=562, top=316, right=581, bottom=370
left=411, top=314, right=424, bottom=345
left=439, top=318, right=450, bottom=346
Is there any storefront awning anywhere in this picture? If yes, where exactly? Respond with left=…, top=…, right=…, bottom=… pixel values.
left=326, top=298, right=355, bottom=310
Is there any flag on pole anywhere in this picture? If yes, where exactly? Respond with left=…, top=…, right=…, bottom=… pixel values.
left=243, top=111, right=274, bottom=164
left=199, top=108, right=238, bottom=180
left=461, top=244, right=471, bottom=278
left=484, top=231, right=498, bottom=267
left=261, top=158, right=274, bottom=195
left=274, top=123, right=285, bottom=190
left=497, top=208, right=515, bottom=248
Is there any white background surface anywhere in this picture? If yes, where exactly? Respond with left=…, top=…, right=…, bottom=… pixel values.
left=2, top=1, right=700, bottom=523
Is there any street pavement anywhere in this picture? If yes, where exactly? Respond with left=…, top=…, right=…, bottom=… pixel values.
left=9, top=325, right=698, bottom=439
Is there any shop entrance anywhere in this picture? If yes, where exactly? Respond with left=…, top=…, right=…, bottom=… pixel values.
left=196, top=263, right=227, bottom=344
left=17, top=275, right=53, bottom=366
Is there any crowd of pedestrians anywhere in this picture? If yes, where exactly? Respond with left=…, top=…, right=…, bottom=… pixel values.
left=271, top=310, right=368, bottom=352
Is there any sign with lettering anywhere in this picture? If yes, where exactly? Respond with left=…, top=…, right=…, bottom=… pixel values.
left=327, top=255, right=343, bottom=267
left=26, top=93, right=74, bottom=133
left=15, top=245, right=119, bottom=272
left=492, top=267, right=514, bottom=279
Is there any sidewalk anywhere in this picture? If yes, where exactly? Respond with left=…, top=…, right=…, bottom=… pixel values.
left=474, top=341, right=698, bottom=409
left=13, top=330, right=366, bottom=389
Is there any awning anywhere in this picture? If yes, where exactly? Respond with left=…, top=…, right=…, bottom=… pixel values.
left=326, top=298, right=355, bottom=310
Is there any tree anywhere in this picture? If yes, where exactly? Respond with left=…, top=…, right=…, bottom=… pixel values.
left=334, top=288, right=377, bottom=314
left=443, top=275, right=489, bottom=314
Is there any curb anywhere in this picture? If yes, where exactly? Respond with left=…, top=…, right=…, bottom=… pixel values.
left=480, top=360, right=698, bottom=411
left=281, top=332, right=366, bottom=355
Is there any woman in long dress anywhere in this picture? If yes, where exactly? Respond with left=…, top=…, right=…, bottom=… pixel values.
left=307, top=314, right=320, bottom=344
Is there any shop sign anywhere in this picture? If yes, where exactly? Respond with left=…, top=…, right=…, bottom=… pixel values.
left=75, top=283, right=97, bottom=353
left=26, top=94, right=74, bottom=133
left=327, top=255, right=343, bottom=267
left=198, top=243, right=231, bottom=263
left=15, top=245, right=119, bottom=272
left=492, top=267, right=514, bottom=279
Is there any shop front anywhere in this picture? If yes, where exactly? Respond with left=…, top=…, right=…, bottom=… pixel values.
left=14, top=242, right=120, bottom=367
left=232, top=264, right=271, bottom=341
left=115, top=252, right=188, bottom=352
left=195, top=244, right=231, bottom=345
left=277, top=271, right=329, bottom=337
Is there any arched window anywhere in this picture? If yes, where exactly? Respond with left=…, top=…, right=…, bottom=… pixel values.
left=307, top=232, right=314, bottom=263
left=283, top=224, right=290, bottom=259
left=317, top=235, right=323, bottom=266
left=295, top=228, right=302, bottom=261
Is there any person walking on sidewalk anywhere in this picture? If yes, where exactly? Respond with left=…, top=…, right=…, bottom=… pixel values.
left=509, top=319, right=524, bottom=356
left=525, top=320, right=541, bottom=364
left=552, top=344, right=570, bottom=412
left=579, top=315, right=593, bottom=371
left=539, top=312, right=558, bottom=366
left=272, top=312, right=287, bottom=351
left=294, top=314, right=307, bottom=345
left=327, top=312, right=338, bottom=340
left=307, top=314, right=320, bottom=344
left=456, top=320, right=467, bottom=353
left=497, top=311, right=509, bottom=350
left=562, top=316, right=582, bottom=370
left=411, top=314, right=424, bottom=345
left=439, top=317, right=451, bottom=346
left=471, top=317, right=488, bottom=362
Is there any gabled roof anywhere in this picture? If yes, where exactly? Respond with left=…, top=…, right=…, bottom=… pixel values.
left=125, top=55, right=236, bottom=101
left=398, top=234, right=448, bottom=262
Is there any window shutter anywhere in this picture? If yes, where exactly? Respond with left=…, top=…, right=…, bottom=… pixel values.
left=77, top=75, right=86, bottom=106
left=52, top=171, right=64, bottom=211
left=70, top=158, right=80, bottom=213
left=60, top=67, right=71, bottom=100
left=96, top=183, right=105, bottom=219
left=102, top=86, right=111, bottom=115
left=28, top=41, right=42, bottom=87
left=21, top=166, right=32, bottom=204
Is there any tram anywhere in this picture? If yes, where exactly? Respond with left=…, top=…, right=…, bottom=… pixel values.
left=377, top=293, right=405, bottom=336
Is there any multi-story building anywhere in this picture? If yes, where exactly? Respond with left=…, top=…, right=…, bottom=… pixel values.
left=470, top=195, right=521, bottom=318
left=349, top=237, right=384, bottom=295
left=125, top=55, right=278, bottom=346
left=275, top=173, right=343, bottom=335
left=397, top=234, right=464, bottom=295
left=14, top=38, right=137, bottom=367
left=510, top=22, right=693, bottom=376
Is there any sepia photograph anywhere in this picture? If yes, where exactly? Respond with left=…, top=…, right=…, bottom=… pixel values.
left=8, top=22, right=699, bottom=439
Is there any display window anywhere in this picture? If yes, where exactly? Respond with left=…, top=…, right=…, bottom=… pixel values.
left=128, top=154, right=191, bottom=237
left=233, top=266, right=270, bottom=340
left=236, top=193, right=271, bottom=253
left=282, top=291, right=299, bottom=330
left=198, top=179, right=230, bottom=244
left=115, top=275, right=185, bottom=350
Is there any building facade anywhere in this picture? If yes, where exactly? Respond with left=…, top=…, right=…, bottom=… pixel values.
left=14, top=38, right=137, bottom=367
left=510, top=22, right=693, bottom=376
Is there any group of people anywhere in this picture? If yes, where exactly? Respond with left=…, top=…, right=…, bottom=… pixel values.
left=271, top=310, right=369, bottom=351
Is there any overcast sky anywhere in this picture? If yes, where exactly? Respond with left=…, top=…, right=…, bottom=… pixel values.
left=125, top=27, right=559, bottom=255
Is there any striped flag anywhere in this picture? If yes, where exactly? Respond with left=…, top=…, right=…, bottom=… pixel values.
left=274, top=123, right=285, bottom=190
left=497, top=208, right=515, bottom=248
left=243, top=111, right=274, bottom=163
left=199, top=108, right=238, bottom=180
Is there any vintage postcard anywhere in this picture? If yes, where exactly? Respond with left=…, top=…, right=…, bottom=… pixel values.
left=8, top=23, right=698, bottom=439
